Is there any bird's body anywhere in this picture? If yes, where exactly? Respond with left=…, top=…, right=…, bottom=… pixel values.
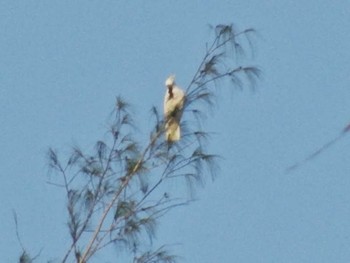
left=164, top=75, right=185, bottom=141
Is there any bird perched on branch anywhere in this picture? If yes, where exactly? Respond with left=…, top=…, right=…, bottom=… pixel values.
left=164, top=75, right=185, bottom=142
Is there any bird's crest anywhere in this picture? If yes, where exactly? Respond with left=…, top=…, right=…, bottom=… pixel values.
left=165, top=75, right=175, bottom=87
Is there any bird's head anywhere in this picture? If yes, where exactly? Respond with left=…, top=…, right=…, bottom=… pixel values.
left=165, top=75, right=175, bottom=88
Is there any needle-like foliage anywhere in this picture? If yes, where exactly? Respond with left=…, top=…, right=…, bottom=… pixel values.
left=42, top=23, right=260, bottom=263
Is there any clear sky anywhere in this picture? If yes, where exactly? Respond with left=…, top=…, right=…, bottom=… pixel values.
left=1, top=1, right=350, bottom=262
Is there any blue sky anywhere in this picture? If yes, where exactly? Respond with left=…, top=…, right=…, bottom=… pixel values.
left=1, top=1, right=350, bottom=262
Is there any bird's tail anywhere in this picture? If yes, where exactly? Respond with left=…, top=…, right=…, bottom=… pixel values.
left=165, top=120, right=181, bottom=141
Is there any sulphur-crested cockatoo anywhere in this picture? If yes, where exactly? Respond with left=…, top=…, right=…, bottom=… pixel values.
left=164, top=75, right=185, bottom=141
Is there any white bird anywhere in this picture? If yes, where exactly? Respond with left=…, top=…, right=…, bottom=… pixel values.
left=164, top=75, right=185, bottom=142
